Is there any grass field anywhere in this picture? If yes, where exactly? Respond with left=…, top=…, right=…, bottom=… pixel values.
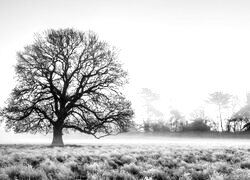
left=1, top=138, right=250, bottom=180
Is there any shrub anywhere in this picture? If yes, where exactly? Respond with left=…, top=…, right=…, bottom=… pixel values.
left=122, top=163, right=141, bottom=176
left=190, top=171, right=210, bottom=180
left=0, top=158, right=11, bottom=168
left=120, top=155, right=134, bottom=165
left=157, top=157, right=178, bottom=169
left=70, top=164, right=87, bottom=179
left=214, top=152, right=228, bottom=161
left=216, top=162, right=233, bottom=174
left=183, top=154, right=197, bottom=163
left=107, top=160, right=119, bottom=169
left=56, top=155, right=66, bottom=163
left=26, top=156, right=45, bottom=168
left=183, top=118, right=210, bottom=132
left=39, top=159, right=75, bottom=179
left=200, top=152, right=214, bottom=162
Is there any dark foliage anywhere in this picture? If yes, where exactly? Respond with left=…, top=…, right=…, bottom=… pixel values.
left=143, top=121, right=170, bottom=133
left=182, top=118, right=210, bottom=132
left=0, top=28, right=134, bottom=145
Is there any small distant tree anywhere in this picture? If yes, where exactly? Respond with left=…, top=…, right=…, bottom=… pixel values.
left=183, top=118, right=210, bottom=132
left=229, top=105, right=250, bottom=132
left=0, top=29, right=134, bottom=146
left=169, top=109, right=185, bottom=132
left=140, top=88, right=163, bottom=121
left=190, top=107, right=210, bottom=121
left=140, top=88, right=165, bottom=132
left=207, top=92, right=231, bottom=132
left=230, top=95, right=241, bottom=114
left=238, top=93, right=250, bottom=131
left=143, top=120, right=151, bottom=133
left=226, top=95, right=241, bottom=132
left=190, top=108, right=214, bottom=131
left=151, top=121, right=170, bottom=133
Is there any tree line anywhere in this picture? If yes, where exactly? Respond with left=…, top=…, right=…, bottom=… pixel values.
left=140, top=90, right=250, bottom=133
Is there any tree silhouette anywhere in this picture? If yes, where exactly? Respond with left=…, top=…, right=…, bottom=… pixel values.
left=0, top=29, right=134, bottom=146
left=207, top=92, right=231, bottom=132
left=169, top=109, right=185, bottom=132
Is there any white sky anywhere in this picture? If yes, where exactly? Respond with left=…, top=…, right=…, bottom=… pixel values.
left=1, top=0, right=250, bottom=135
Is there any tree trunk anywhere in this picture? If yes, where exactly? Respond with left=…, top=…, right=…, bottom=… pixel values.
left=51, top=126, right=64, bottom=146
left=218, top=106, right=223, bottom=132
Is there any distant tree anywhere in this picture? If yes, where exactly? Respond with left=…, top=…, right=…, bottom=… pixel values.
left=183, top=118, right=210, bottom=132
left=151, top=121, right=170, bottom=133
left=229, top=105, right=250, bottom=132
left=140, top=88, right=164, bottom=124
left=226, top=95, right=241, bottom=132
left=240, top=93, right=250, bottom=131
left=207, top=92, right=231, bottom=132
left=230, top=95, right=241, bottom=114
left=143, top=120, right=151, bottom=133
left=142, top=120, right=170, bottom=133
left=190, top=108, right=214, bottom=131
left=190, top=107, right=209, bottom=120
left=0, top=29, right=134, bottom=146
left=169, top=109, right=185, bottom=132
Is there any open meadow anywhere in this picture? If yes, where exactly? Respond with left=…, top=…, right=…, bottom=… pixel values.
left=1, top=137, right=250, bottom=180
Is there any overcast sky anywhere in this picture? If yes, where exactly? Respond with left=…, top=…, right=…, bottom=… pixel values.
left=1, top=0, right=250, bottom=134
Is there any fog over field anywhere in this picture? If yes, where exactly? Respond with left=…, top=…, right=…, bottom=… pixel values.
left=1, top=131, right=250, bottom=148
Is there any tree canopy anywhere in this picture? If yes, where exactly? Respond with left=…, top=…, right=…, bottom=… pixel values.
left=1, top=28, right=134, bottom=146
left=207, top=91, right=231, bottom=131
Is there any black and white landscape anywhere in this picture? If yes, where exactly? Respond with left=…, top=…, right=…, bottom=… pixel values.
left=1, top=0, right=250, bottom=179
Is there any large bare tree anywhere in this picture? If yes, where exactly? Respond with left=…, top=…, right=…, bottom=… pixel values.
left=0, top=29, right=134, bottom=146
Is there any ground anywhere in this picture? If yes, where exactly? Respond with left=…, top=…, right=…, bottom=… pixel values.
left=1, top=137, right=250, bottom=180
